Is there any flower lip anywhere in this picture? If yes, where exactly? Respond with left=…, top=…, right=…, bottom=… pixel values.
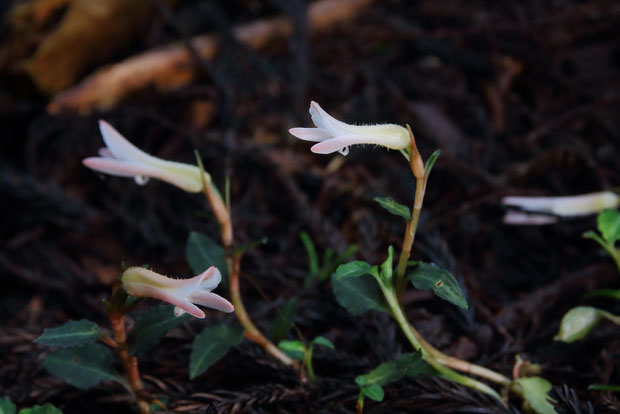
left=289, top=101, right=410, bottom=155
left=121, top=266, right=234, bottom=318
left=502, top=191, right=620, bottom=217
left=83, top=120, right=205, bottom=193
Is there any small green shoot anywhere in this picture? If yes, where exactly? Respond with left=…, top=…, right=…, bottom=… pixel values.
left=278, top=336, right=335, bottom=381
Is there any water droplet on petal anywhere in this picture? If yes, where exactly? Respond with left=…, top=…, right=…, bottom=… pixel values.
left=134, top=176, right=150, bottom=185
left=339, top=146, right=350, bottom=156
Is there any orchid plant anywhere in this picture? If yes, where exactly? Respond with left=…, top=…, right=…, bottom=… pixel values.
left=35, top=102, right=572, bottom=414
left=290, top=102, right=559, bottom=413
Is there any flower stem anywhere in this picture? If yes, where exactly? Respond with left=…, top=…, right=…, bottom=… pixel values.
left=379, top=283, right=502, bottom=400
left=228, top=254, right=300, bottom=369
left=394, top=177, right=426, bottom=295
left=108, top=312, right=151, bottom=414
left=198, top=160, right=300, bottom=372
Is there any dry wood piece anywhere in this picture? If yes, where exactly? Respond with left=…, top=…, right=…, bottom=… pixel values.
left=23, top=0, right=156, bottom=94
left=48, top=0, right=374, bottom=114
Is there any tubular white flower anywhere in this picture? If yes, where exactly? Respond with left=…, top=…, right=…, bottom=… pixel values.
left=502, top=191, right=620, bottom=217
left=289, top=101, right=410, bottom=155
left=83, top=121, right=205, bottom=192
left=121, top=266, right=234, bottom=318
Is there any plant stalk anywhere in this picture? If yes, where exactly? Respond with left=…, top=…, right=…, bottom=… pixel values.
left=109, top=312, right=151, bottom=414
left=379, top=284, right=502, bottom=400
left=197, top=161, right=298, bottom=371
left=395, top=177, right=426, bottom=295
left=228, top=255, right=299, bottom=369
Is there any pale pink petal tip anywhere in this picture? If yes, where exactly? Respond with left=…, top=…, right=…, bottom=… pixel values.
left=503, top=210, right=558, bottom=226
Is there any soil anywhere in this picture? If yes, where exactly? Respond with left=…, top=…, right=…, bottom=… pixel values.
left=1, top=0, right=619, bottom=413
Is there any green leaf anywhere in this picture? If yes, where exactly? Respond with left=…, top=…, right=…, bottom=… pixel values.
left=128, top=305, right=191, bottom=355
left=360, top=384, right=384, bottom=402
left=18, top=404, right=63, bottom=414
left=514, top=377, right=557, bottom=414
left=35, top=320, right=101, bottom=348
left=0, top=397, right=16, bottom=414
left=395, top=352, right=436, bottom=377
left=554, top=306, right=604, bottom=343
left=334, top=261, right=372, bottom=279
left=332, top=273, right=387, bottom=316
left=300, top=231, right=320, bottom=277
left=373, top=197, right=412, bottom=220
left=588, top=384, right=620, bottom=392
left=41, top=343, right=122, bottom=390
left=408, top=263, right=468, bottom=310
left=597, top=209, right=620, bottom=245
left=186, top=232, right=228, bottom=286
left=277, top=340, right=306, bottom=361
left=585, top=289, right=620, bottom=300
left=424, top=150, right=441, bottom=178
left=270, top=298, right=297, bottom=343
left=189, top=324, right=243, bottom=379
left=311, top=336, right=335, bottom=350
left=355, top=352, right=430, bottom=389
left=380, top=246, right=395, bottom=283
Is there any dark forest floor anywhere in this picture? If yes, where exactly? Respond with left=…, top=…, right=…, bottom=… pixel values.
left=1, top=0, right=619, bottom=413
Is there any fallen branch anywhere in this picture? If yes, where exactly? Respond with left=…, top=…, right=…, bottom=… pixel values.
left=48, top=0, right=373, bottom=114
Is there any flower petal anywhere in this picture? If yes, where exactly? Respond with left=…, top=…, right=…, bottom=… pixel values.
left=310, top=133, right=406, bottom=154
left=503, top=210, right=558, bottom=225
left=83, top=157, right=160, bottom=178
left=98, top=120, right=153, bottom=164
left=98, top=147, right=115, bottom=158
left=309, top=101, right=353, bottom=136
left=188, top=291, right=234, bottom=313
left=289, top=127, right=332, bottom=142
left=197, top=267, right=222, bottom=292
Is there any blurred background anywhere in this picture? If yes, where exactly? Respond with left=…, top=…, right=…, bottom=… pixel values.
left=1, top=0, right=619, bottom=412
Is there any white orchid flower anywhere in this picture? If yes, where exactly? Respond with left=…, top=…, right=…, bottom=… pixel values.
left=83, top=121, right=204, bottom=193
left=121, top=266, right=234, bottom=318
left=289, top=101, right=410, bottom=155
left=502, top=191, right=619, bottom=218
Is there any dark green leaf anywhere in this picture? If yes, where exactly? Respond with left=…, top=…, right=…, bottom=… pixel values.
left=0, top=397, right=16, bottom=414
left=408, top=263, right=468, bottom=310
left=424, top=150, right=441, bottom=178
left=332, top=273, right=386, bottom=316
left=129, top=305, right=191, bottom=355
left=277, top=340, right=306, bottom=361
left=597, top=209, right=620, bottom=245
left=588, top=384, right=620, bottom=392
left=355, top=351, right=430, bottom=390
left=300, top=231, right=319, bottom=277
left=373, top=197, right=411, bottom=220
left=189, top=324, right=243, bottom=379
left=514, top=377, right=557, bottom=414
left=333, top=261, right=372, bottom=279
left=186, top=232, right=228, bottom=286
left=554, top=306, right=603, bottom=343
left=311, top=336, right=335, bottom=350
left=318, top=244, right=358, bottom=281
left=395, top=352, right=435, bottom=377
left=585, top=289, right=620, bottom=300
left=17, top=404, right=62, bottom=414
left=270, top=298, right=297, bottom=343
left=360, top=384, right=384, bottom=402
left=35, top=320, right=101, bottom=348
left=42, top=343, right=122, bottom=390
